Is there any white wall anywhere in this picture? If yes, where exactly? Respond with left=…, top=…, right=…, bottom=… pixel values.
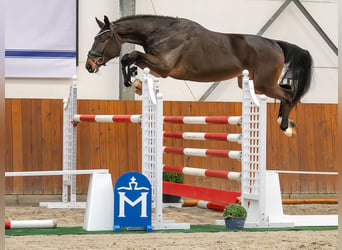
left=5, top=0, right=121, bottom=100
left=5, top=0, right=338, bottom=103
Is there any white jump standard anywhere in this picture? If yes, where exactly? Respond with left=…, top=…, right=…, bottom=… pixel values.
left=142, top=68, right=337, bottom=228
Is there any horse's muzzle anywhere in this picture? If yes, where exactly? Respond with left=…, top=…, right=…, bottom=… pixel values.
left=85, top=59, right=98, bottom=73
left=86, top=62, right=94, bottom=73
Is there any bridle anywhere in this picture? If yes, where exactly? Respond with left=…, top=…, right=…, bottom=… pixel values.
left=87, top=23, right=120, bottom=67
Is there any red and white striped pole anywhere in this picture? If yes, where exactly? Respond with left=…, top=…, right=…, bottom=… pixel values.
left=197, top=200, right=227, bottom=212
left=73, top=115, right=242, bottom=126
left=163, top=131, right=241, bottom=143
left=163, top=165, right=241, bottom=182
left=73, top=114, right=141, bottom=123
left=163, top=116, right=241, bottom=125
left=182, top=199, right=228, bottom=212
left=163, top=146, right=241, bottom=160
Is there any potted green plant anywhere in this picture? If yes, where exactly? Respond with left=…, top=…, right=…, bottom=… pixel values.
left=163, top=172, right=184, bottom=203
left=223, top=203, right=247, bottom=229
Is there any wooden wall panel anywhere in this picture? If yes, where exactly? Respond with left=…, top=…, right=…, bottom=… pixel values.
left=10, top=100, right=23, bottom=194
left=5, top=99, right=338, bottom=196
left=5, top=99, right=63, bottom=194
left=5, top=100, right=13, bottom=193
left=75, top=100, right=143, bottom=193
left=30, top=100, right=43, bottom=194
left=267, top=103, right=338, bottom=195
left=40, top=100, right=63, bottom=194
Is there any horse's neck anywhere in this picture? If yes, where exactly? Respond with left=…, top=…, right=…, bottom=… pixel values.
left=114, top=18, right=153, bottom=45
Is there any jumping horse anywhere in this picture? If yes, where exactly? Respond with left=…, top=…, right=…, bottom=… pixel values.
left=86, top=15, right=313, bottom=138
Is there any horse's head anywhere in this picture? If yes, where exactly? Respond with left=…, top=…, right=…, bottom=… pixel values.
left=86, top=16, right=121, bottom=73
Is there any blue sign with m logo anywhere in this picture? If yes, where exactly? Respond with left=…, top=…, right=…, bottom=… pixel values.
left=114, top=172, right=152, bottom=232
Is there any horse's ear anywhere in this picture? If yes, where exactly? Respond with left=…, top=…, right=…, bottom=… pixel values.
left=104, top=15, right=110, bottom=27
left=95, top=17, right=104, bottom=29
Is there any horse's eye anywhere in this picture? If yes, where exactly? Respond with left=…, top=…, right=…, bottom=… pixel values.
left=99, top=36, right=107, bottom=43
left=95, top=34, right=107, bottom=43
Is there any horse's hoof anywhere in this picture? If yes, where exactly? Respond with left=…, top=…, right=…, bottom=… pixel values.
left=278, top=117, right=297, bottom=129
left=284, top=127, right=297, bottom=138
left=131, top=79, right=142, bottom=95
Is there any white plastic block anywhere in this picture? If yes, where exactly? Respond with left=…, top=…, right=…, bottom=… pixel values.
left=83, top=173, right=114, bottom=231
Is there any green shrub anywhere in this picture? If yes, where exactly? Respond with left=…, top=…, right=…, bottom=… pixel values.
left=163, top=172, right=184, bottom=183
left=223, top=204, right=247, bottom=218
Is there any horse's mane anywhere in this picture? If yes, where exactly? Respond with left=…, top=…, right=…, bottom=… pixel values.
left=117, top=14, right=179, bottom=22
left=115, top=14, right=184, bottom=26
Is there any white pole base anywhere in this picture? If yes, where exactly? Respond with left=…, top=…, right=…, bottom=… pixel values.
left=6, top=219, right=57, bottom=229
left=83, top=173, right=114, bottom=231
left=281, top=214, right=338, bottom=227
left=152, top=220, right=190, bottom=230
left=40, top=202, right=86, bottom=209
left=244, top=171, right=338, bottom=228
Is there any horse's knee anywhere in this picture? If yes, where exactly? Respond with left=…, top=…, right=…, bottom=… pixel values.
left=121, top=52, right=139, bottom=65
left=120, top=54, right=130, bottom=66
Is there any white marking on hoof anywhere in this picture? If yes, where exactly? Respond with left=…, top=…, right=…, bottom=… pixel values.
left=277, top=117, right=282, bottom=125
left=131, top=79, right=142, bottom=95
left=284, top=127, right=296, bottom=138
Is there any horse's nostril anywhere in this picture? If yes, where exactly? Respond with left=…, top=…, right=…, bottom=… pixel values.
left=86, top=63, right=93, bottom=73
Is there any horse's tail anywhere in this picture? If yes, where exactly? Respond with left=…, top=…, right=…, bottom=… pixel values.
left=276, top=40, right=313, bottom=106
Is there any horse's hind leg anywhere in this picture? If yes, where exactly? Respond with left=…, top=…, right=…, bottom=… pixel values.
left=277, top=97, right=296, bottom=137
left=268, top=87, right=296, bottom=137
left=254, top=69, right=296, bottom=137
left=277, top=84, right=297, bottom=133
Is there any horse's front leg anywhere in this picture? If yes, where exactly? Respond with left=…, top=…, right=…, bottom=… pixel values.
left=121, top=53, right=139, bottom=87
left=126, top=51, right=171, bottom=77
left=121, top=51, right=172, bottom=94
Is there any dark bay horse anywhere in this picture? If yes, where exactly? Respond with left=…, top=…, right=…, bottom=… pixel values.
left=86, top=15, right=313, bottom=138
